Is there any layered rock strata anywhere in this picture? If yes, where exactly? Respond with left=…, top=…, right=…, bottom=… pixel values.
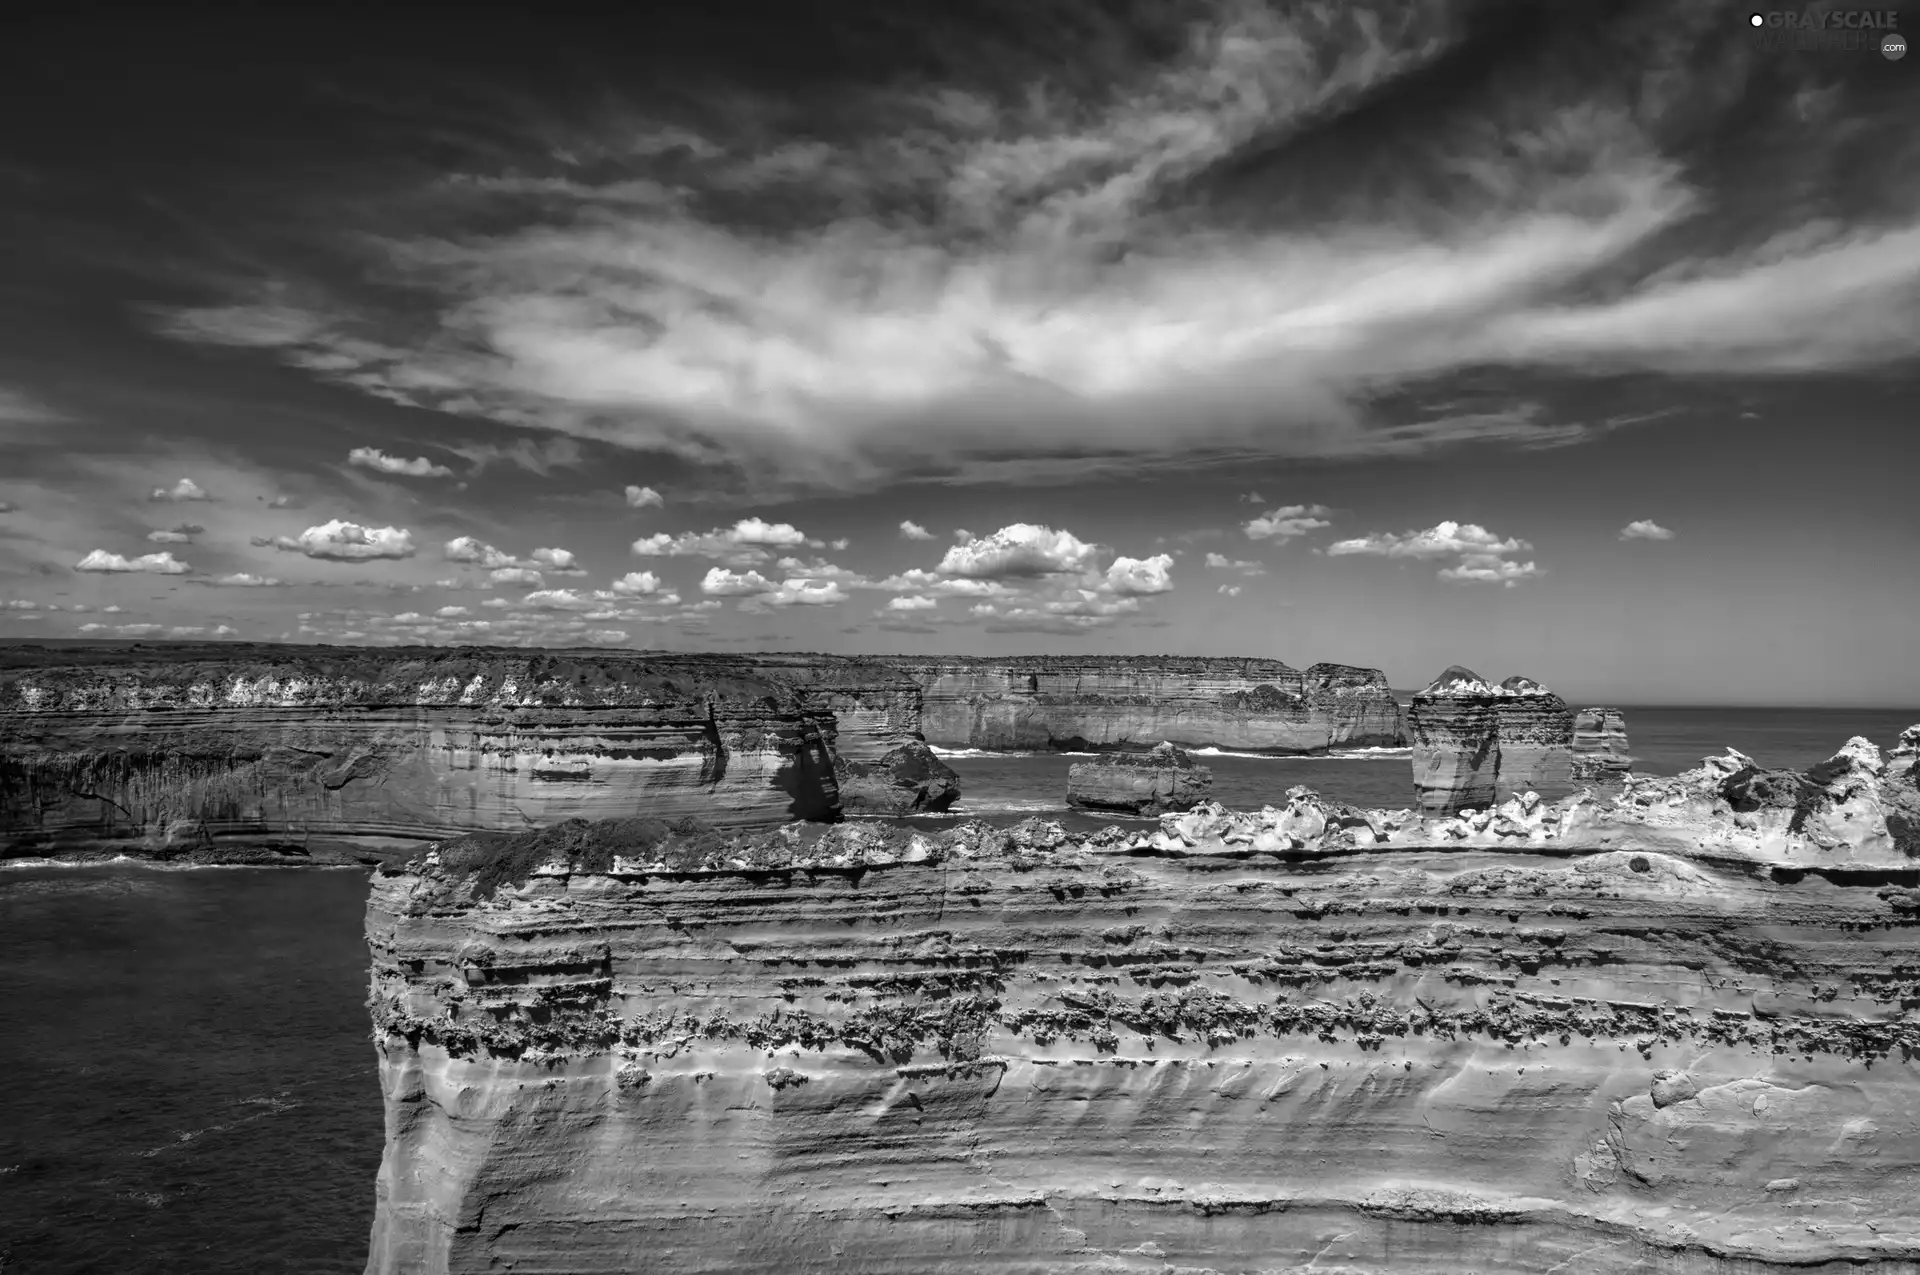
left=1571, top=707, right=1634, bottom=783
left=874, top=656, right=1406, bottom=753
left=1410, top=667, right=1580, bottom=815
left=366, top=726, right=1920, bottom=1274
left=0, top=645, right=846, bottom=862
left=1065, top=740, right=1212, bottom=816
left=833, top=740, right=961, bottom=816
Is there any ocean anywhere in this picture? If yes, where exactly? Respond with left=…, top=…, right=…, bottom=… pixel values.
left=1, top=706, right=1914, bottom=1273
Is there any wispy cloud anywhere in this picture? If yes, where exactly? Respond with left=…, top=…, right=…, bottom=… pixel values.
left=348, top=447, right=455, bottom=478
left=1619, top=519, right=1675, bottom=541
left=149, top=478, right=209, bottom=503
left=1243, top=505, right=1332, bottom=542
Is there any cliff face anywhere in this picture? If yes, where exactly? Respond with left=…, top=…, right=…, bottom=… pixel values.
left=874, top=656, right=1406, bottom=753
left=1572, top=707, right=1634, bottom=783
left=363, top=726, right=1920, bottom=1275
left=0, top=645, right=845, bottom=861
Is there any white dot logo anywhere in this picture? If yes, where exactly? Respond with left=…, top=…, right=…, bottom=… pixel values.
left=1886, top=34, right=1908, bottom=60
left=1749, top=12, right=1765, bottom=26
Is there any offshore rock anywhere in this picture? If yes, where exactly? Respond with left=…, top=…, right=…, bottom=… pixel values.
left=1408, top=665, right=1500, bottom=814
left=1065, top=740, right=1212, bottom=816
left=875, top=655, right=1405, bottom=753
left=1489, top=674, right=1574, bottom=803
left=365, top=723, right=1920, bottom=1275
left=0, top=644, right=843, bottom=863
left=833, top=739, right=960, bottom=816
left=1887, top=725, right=1920, bottom=856
left=1570, top=707, right=1634, bottom=783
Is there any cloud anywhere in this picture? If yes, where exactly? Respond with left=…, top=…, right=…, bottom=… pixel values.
left=149, top=478, right=208, bottom=503
left=444, top=536, right=519, bottom=568
left=202, top=572, right=285, bottom=587
left=1240, top=492, right=1264, bottom=504
left=1328, top=520, right=1542, bottom=588
left=830, top=538, right=850, bottom=551
left=1218, top=584, right=1243, bottom=596
left=758, top=579, right=849, bottom=608
left=145, top=530, right=192, bottom=544
left=609, top=570, right=664, bottom=597
left=348, top=447, right=454, bottom=478
left=257, top=520, right=416, bottom=560
left=520, top=588, right=597, bottom=611
left=624, top=484, right=663, bottom=509
left=887, top=595, right=938, bottom=612
left=529, top=546, right=587, bottom=575
left=1103, top=553, right=1174, bottom=596
left=435, top=605, right=469, bottom=617
left=700, top=567, right=776, bottom=596
left=488, top=566, right=543, bottom=586
left=1619, top=519, right=1675, bottom=541
left=935, top=524, right=1098, bottom=579
left=899, top=520, right=934, bottom=540
left=1244, top=505, right=1333, bottom=542
left=74, top=549, right=191, bottom=575
left=631, top=518, right=820, bottom=565
left=1204, top=552, right=1266, bottom=575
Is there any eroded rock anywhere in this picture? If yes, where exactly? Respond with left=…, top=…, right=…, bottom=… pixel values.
left=1066, top=741, right=1212, bottom=816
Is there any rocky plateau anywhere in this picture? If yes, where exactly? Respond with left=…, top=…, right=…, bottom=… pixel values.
left=365, top=724, right=1920, bottom=1273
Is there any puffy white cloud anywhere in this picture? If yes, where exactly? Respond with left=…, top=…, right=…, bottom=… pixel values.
left=435, top=605, right=469, bottom=617
left=149, top=478, right=208, bottom=502
left=1244, top=504, right=1332, bottom=541
left=935, top=523, right=1098, bottom=579
left=1240, top=491, right=1265, bottom=504
left=1204, top=552, right=1266, bottom=575
left=1103, top=553, right=1174, bottom=596
left=144, top=530, right=190, bottom=544
left=624, top=484, right=664, bottom=509
left=899, top=520, right=934, bottom=540
left=488, top=566, right=543, bottom=587
left=609, top=570, right=664, bottom=597
left=74, top=549, right=191, bottom=574
left=520, top=589, right=597, bottom=611
left=3, top=600, right=38, bottom=609
left=631, top=518, right=820, bottom=565
left=700, top=567, right=776, bottom=595
left=873, top=569, right=1009, bottom=597
left=1218, top=584, right=1243, bottom=596
left=205, top=572, right=284, bottom=587
left=830, top=537, right=850, bottom=551
left=1328, top=520, right=1541, bottom=587
left=761, top=579, right=848, bottom=607
left=348, top=447, right=454, bottom=478
left=1619, top=519, right=1675, bottom=541
left=1327, top=521, right=1529, bottom=560
left=443, top=536, right=520, bottom=568
left=530, top=546, right=587, bottom=575
left=257, top=520, right=416, bottom=560
left=887, top=595, right=939, bottom=611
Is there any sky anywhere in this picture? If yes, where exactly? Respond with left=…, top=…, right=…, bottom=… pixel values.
left=0, top=1, right=1916, bottom=706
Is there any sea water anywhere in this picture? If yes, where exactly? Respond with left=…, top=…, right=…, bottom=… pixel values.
left=1, top=706, right=1914, bottom=1272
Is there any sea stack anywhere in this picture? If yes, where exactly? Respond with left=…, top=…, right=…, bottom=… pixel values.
left=1489, top=675, right=1575, bottom=803
left=1408, top=666, right=1501, bottom=814
left=1570, top=707, right=1634, bottom=784
left=833, top=740, right=961, bottom=815
left=1065, top=741, right=1212, bottom=816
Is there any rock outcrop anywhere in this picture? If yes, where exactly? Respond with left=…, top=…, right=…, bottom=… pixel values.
left=364, top=723, right=1920, bottom=1275
left=1570, top=706, right=1634, bottom=783
left=833, top=740, right=961, bottom=815
left=1065, top=740, right=1212, bottom=816
left=1410, top=667, right=1582, bottom=814
left=874, top=656, right=1406, bottom=753
left=0, top=645, right=849, bottom=861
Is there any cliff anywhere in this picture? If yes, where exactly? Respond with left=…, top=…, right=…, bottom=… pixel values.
left=871, top=655, right=1406, bottom=753
left=1572, top=707, right=1634, bottom=783
left=365, top=724, right=1920, bottom=1274
left=0, top=644, right=847, bottom=862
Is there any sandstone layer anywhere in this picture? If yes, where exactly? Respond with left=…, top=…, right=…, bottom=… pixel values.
left=1573, top=707, right=1635, bottom=783
left=833, top=740, right=961, bottom=816
left=1066, top=741, right=1213, bottom=817
left=874, top=656, right=1406, bottom=753
left=365, top=725, right=1920, bottom=1274
left=0, top=645, right=853, bottom=862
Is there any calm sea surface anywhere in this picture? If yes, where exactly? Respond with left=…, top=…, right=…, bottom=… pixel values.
left=1, top=706, right=1914, bottom=1272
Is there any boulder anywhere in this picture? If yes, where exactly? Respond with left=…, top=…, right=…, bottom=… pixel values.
left=834, top=740, right=961, bottom=816
left=1067, top=741, right=1212, bottom=817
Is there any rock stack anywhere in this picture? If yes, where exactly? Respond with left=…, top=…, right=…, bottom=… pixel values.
left=1409, top=666, right=1577, bottom=814
left=1888, top=726, right=1920, bottom=856
left=833, top=740, right=961, bottom=816
left=1570, top=707, right=1633, bottom=784
left=1065, top=741, right=1212, bottom=816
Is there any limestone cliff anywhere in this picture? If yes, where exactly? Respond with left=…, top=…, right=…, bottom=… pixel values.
left=0, top=644, right=846, bottom=862
left=1065, top=741, right=1212, bottom=816
left=1410, top=667, right=1579, bottom=815
left=873, top=655, right=1406, bottom=753
left=1572, top=707, right=1634, bottom=783
left=364, top=725, right=1920, bottom=1274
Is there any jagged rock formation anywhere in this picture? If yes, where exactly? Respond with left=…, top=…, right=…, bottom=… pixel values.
left=1571, top=707, right=1634, bottom=783
left=365, top=725, right=1920, bottom=1274
left=873, top=656, right=1406, bottom=753
left=1065, top=741, right=1212, bottom=816
left=833, top=740, right=960, bottom=815
left=1888, top=726, right=1920, bottom=856
left=0, top=645, right=850, bottom=861
left=1410, top=667, right=1581, bottom=815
